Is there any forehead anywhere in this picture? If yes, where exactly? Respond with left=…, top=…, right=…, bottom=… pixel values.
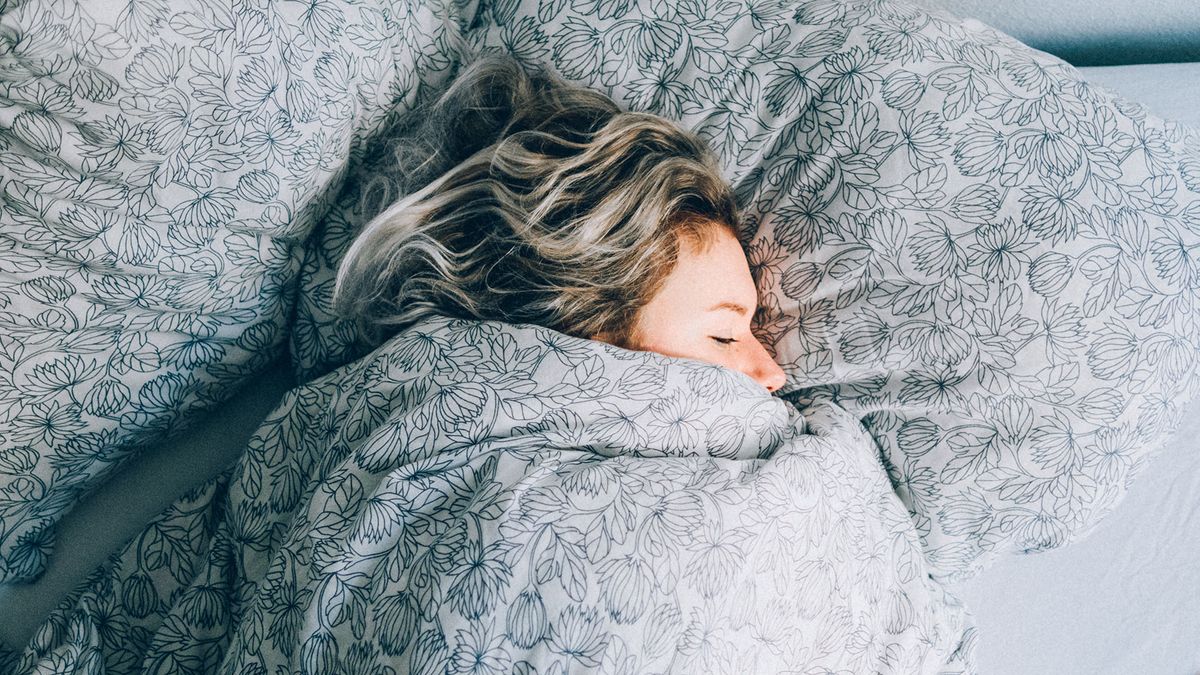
left=663, top=229, right=758, bottom=306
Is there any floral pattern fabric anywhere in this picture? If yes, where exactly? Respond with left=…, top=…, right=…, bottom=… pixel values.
left=289, top=149, right=403, bottom=382
left=12, top=317, right=975, bottom=674
left=0, top=0, right=471, bottom=584
left=446, top=0, right=1200, bottom=580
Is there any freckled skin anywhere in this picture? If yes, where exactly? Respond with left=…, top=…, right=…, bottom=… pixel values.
left=616, top=228, right=787, bottom=393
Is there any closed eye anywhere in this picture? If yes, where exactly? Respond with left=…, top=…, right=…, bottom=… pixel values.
left=711, top=336, right=737, bottom=345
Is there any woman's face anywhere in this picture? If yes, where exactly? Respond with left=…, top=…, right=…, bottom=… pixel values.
left=623, top=227, right=787, bottom=393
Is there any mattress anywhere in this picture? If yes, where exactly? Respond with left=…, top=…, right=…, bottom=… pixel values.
left=1, top=65, right=1199, bottom=673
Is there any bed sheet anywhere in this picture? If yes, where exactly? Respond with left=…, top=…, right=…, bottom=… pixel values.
left=950, top=62, right=1200, bottom=675
left=0, top=359, right=294, bottom=651
left=952, top=397, right=1200, bottom=675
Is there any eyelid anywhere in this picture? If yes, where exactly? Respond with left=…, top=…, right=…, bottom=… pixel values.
left=711, top=336, right=737, bottom=345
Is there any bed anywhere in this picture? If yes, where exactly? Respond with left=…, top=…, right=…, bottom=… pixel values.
left=1, top=0, right=1198, bottom=671
left=934, top=58, right=1200, bottom=675
left=913, top=4, right=1200, bottom=666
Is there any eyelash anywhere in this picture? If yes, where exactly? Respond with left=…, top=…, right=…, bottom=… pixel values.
left=711, top=337, right=737, bottom=345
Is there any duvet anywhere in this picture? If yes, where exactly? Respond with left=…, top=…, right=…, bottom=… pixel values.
left=12, top=317, right=975, bottom=674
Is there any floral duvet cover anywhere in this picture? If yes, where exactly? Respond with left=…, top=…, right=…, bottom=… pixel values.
left=11, top=317, right=974, bottom=674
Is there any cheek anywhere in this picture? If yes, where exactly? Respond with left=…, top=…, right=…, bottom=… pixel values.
left=721, top=345, right=753, bottom=372
left=716, top=342, right=764, bottom=378
left=628, top=315, right=713, bottom=362
left=633, top=331, right=703, bottom=361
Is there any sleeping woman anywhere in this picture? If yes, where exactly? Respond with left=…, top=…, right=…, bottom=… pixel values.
left=334, top=55, right=787, bottom=393
left=13, top=55, right=974, bottom=674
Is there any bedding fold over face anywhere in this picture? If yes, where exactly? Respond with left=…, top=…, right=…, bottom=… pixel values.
left=460, top=0, right=1200, bottom=580
left=0, top=0, right=473, bottom=584
left=11, top=317, right=975, bottom=674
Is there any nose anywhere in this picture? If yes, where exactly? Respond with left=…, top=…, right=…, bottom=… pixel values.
left=745, top=338, right=787, bottom=393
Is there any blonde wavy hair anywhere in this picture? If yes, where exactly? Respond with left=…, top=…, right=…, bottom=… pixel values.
left=334, top=54, right=740, bottom=347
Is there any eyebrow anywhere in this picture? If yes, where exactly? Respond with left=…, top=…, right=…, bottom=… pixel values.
left=707, top=301, right=751, bottom=316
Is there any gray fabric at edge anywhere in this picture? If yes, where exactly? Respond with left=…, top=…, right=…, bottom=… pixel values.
left=920, top=0, right=1200, bottom=66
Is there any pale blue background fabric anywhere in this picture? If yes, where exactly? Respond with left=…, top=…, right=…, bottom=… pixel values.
left=922, top=0, right=1200, bottom=66
left=955, top=401, right=1200, bottom=675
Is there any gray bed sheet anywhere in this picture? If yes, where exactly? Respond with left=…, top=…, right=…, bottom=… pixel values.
left=0, top=359, right=294, bottom=650
left=1, top=64, right=1199, bottom=669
